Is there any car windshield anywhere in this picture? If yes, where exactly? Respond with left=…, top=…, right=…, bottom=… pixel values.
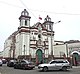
left=23, top=60, right=29, bottom=63
left=22, top=60, right=34, bottom=65
left=28, top=62, right=34, bottom=65
left=10, top=60, right=14, bottom=62
left=50, top=61, right=57, bottom=64
left=48, top=60, right=55, bottom=64
left=48, top=59, right=69, bottom=64
left=21, top=60, right=32, bottom=63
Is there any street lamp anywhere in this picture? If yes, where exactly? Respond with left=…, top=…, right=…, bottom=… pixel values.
left=65, top=43, right=68, bottom=58
left=44, top=15, right=61, bottom=60
left=24, top=45, right=26, bottom=59
left=51, top=20, right=61, bottom=59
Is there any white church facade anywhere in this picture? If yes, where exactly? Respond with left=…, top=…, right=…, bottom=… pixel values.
left=3, top=9, right=55, bottom=64
left=3, top=9, right=80, bottom=65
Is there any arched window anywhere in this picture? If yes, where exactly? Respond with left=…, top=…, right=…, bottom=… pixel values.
left=25, top=20, right=27, bottom=25
left=38, top=34, right=41, bottom=38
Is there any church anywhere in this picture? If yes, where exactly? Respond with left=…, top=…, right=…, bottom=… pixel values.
left=4, top=9, right=55, bottom=64
left=3, top=9, right=80, bottom=66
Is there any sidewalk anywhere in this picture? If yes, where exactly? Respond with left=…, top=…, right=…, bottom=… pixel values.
left=72, top=66, right=80, bottom=68
left=35, top=66, right=38, bottom=69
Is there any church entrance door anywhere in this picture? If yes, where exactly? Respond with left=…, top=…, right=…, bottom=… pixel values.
left=73, top=53, right=79, bottom=66
left=36, top=49, right=43, bottom=64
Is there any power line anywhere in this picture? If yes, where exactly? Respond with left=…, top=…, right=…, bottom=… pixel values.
left=0, top=1, right=23, bottom=8
left=18, top=0, right=80, bottom=16
left=29, top=9, right=80, bottom=16
left=19, top=0, right=37, bottom=19
left=0, top=0, right=80, bottom=16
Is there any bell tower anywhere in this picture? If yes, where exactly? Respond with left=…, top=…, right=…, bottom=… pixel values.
left=44, top=15, right=53, bottom=31
left=44, top=15, right=54, bottom=59
left=19, top=9, right=31, bottom=27
left=17, top=9, right=31, bottom=58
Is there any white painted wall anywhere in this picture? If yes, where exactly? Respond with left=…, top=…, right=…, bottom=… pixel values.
left=48, top=36, right=51, bottom=55
left=3, top=38, right=12, bottom=58
left=3, top=47, right=10, bottom=58
left=68, top=42, right=80, bottom=55
left=54, top=44, right=66, bottom=57
left=24, top=33, right=30, bottom=55
left=15, top=33, right=21, bottom=58
left=0, top=51, right=3, bottom=57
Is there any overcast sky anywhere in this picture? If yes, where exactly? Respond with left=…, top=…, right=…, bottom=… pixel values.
left=0, top=0, right=80, bottom=51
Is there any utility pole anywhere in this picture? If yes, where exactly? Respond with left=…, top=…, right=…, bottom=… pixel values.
left=51, top=21, right=61, bottom=59
left=66, top=43, right=68, bottom=58
left=43, top=15, right=61, bottom=60
left=51, top=24, right=53, bottom=59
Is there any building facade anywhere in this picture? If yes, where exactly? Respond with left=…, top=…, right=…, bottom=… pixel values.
left=0, top=51, right=3, bottom=59
left=3, top=9, right=80, bottom=65
left=3, top=31, right=16, bottom=59
left=3, top=9, right=54, bottom=63
left=68, top=42, right=80, bottom=66
left=54, top=41, right=66, bottom=58
left=54, top=40, right=80, bottom=66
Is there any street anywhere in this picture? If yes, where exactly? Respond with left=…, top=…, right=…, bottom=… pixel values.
left=0, top=64, right=80, bottom=74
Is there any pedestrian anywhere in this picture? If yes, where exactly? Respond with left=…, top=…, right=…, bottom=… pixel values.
left=75, top=57, right=77, bottom=66
left=40, top=60, right=43, bottom=64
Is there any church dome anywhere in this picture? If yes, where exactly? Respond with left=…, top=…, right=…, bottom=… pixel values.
left=19, top=9, right=31, bottom=20
left=21, top=9, right=29, bottom=16
left=44, top=15, right=51, bottom=22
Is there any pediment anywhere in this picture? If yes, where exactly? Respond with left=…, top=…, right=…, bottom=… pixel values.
left=32, top=22, right=46, bottom=30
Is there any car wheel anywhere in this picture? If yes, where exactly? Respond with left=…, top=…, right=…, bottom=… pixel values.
left=14, top=66, right=17, bottom=69
left=43, top=67, right=48, bottom=72
left=29, top=68, right=33, bottom=70
left=14, top=66, right=16, bottom=69
left=0, top=65, right=2, bottom=66
left=23, top=67, right=26, bottom=70
left=62, top=66, right=67, bottom=71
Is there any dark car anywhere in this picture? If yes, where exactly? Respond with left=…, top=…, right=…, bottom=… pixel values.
left=14, top=60, right=35, bottom=70
left=7, top=60, right=16, bottom=67
left=2, top=59, right=7, bottom=64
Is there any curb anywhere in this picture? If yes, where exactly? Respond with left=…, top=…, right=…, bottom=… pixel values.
left=72, top=66, right=80, bottom=68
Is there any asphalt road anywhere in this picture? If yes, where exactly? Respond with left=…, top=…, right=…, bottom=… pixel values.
left=0, top=64, right=80, bottom=74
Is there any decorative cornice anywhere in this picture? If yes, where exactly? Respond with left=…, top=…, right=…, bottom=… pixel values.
left=18, top=26, right=29, bottom=29
left=30, top=44, right=36, bottom=46
left=19, top=29, right=30, bottom=33
left=30, top=27, right=47, bottom=31
left=43, top=21, right=53, bottom=24
left=30, top=47, right=36, bottom=49
left=19, top=15, right=31, bottom=20
left=47, top=32, right=54, bottom=36
left=30, top=39, right=37, bottom=41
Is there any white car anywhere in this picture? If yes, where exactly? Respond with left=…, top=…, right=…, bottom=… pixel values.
left=0, top=59, right=2, bottom=66
left=38, top=59, right=71, bottom=71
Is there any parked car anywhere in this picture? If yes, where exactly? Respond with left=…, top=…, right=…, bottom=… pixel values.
left=2, top=59, right=7, bottom=64
left=0, top=59, right=2, bottom=66
left=38, top=59, right=72, bottom=72
left=7, top=60, right=16, bottom=67
left=14, top=60, right=35, bottom=70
